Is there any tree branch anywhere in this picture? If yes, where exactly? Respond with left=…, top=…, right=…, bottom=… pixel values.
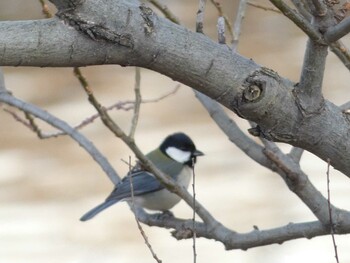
left=1, top=0, right=350, bottom=177
left=137, top=208, right=350, bottom=250
left=295, top=39, right=328, bottom=112
left=0, top=89, right=120, bottom=185
left=324, top=16, right=350, bottom=42
left=232, top=0, right=247, bottom=51
left=269, top=0, right=324, bottom=43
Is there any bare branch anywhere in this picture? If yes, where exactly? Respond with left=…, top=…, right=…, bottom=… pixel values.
left=147, top=0, right=180, bottom=24
left=209, top=0, right=234, bottom=41
left=271, top=0, right=350, bottom=70
left=269, top=0, right=325, bottom=44
left=137, top=208, right=350, bottom=250
left=195, top=92, right=271, bottom=168
left=217, top=17, right=226, bottom=44
left=329, top=40, right=350, bottom=70
left=191, top=159, right=197, bottom=263
left=129, top=157, right=162, bottom=263
left=0, top=68, right=6, bottom=93
left=326, top=159, right=340, bottom=263
left=232, top=0, right=248, bottom=52
left=324, top=16, right=350, bottom=42
left=0, top=92, right=120, bottom=185
left=3, top=85, right=180, bottom=139
left=129, top=67, right=141, bottom=139
left=263, top=145, right=343, bottom=226
left=296, top=39, right=328, bottom=112
left=247, top=1, right=281, bottom=13
left=196, top=0, right=207, bottom=33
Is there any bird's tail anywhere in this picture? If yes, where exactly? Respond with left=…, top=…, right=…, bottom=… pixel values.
left=80, top=200, right=118, bottom=221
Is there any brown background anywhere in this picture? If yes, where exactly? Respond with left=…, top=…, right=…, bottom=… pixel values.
left=1, top=1, right=350, bottom=262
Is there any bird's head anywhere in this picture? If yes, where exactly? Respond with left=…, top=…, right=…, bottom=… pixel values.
left=160, top=132, right=204, bottom=166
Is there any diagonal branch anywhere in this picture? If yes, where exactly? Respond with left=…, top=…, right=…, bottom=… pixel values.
left=0, top=90, right=120, bottom=185
left=232, top=0, right=248, bottom=51
left=324, top=16, right=350, bottom=42
left=269, top=0, right=325, bottom=43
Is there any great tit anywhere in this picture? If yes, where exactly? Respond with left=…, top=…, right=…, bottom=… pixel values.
left=80, top=132, right=204, bottom=221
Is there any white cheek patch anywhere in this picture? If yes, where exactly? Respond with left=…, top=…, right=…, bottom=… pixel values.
left=166, top=147, right=191, bottom=163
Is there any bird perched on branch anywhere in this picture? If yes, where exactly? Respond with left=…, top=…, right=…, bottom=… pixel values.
left=80, top=132, right=204, bottom=221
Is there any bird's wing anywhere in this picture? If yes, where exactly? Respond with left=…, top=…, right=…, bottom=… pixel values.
left=105, top=150, right=185, bottom=203
left=105, top=170, right=163, bottom=202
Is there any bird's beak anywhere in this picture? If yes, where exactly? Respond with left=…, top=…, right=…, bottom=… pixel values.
left=193, top=150, right=204, bottom=157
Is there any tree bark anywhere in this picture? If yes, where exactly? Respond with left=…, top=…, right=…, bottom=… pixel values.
left=0, top=0, right=350, bottom=177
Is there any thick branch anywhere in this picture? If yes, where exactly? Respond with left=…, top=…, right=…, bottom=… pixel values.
left=1, top=0, right=350, bottom=177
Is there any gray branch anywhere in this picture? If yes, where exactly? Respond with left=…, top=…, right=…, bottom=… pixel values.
left=1, top=0, right=350, bottom=177
left=324, top=17, right=350, bottom=42
left=137, top=207, right=350, bottom=250
left=0, top=87, right=120, bottom=185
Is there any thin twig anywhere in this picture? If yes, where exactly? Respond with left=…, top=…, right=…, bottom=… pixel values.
left=0, top=68, right=6, bottom=93
left=232, top=0, right=248, bottom=52
left=196, top=0, right=207, bottom=33
left=209, top=0, right=234, bottom=41
left=329, top=40, right=350, bottom=70
left=129, top=67, right=142, bottom=139
left=0, top=92, right=120, bottom=185
left=269, top=0, right=325, bottom=44
left=129, top=156, right=162, bottom=263
left=24, top=112, right=45, bottom=139
left=3, top=85, right=180, bottom=139
left=326, top=158, right=340, bottom=263
left=192, top=158, right=197, bottom=263
left=270, top=0, right=350, bottom=70
left=247, top=1, right=281, bottom=13
left=73, top=67, right=90, bottom=90
left=147, top=0, right=180, bottom=24
left=217, top=16, right=226, bottom=44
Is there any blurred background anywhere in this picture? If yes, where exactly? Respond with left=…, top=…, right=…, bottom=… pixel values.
left=1, top=1, right=350, bottom=262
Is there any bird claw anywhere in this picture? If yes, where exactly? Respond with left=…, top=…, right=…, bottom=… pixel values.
left=154, top=210, right=174, bottom=220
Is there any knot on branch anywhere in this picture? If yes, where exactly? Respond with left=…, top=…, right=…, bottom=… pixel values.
left=56, top=10, right=134, bottom=48
left=171, top=228, right=194, bottom=240
left=231, top=67, right=280, bottom=118
left=139, top=4, right=156, bottom=35
left=243, top=84, right=262, bottom=102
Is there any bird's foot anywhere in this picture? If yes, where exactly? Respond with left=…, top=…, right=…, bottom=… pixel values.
left=155, top=210, right=174, bottom=220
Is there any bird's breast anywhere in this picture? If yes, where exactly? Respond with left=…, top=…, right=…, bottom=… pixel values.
left=134, top=166, right=192, bottom=211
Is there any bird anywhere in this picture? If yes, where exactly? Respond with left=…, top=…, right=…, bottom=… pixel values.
left=80, top=132, right=204, bottom=221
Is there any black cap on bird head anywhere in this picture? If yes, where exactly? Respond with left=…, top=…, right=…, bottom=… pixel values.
left=160, top=132, right=204, bottom=166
